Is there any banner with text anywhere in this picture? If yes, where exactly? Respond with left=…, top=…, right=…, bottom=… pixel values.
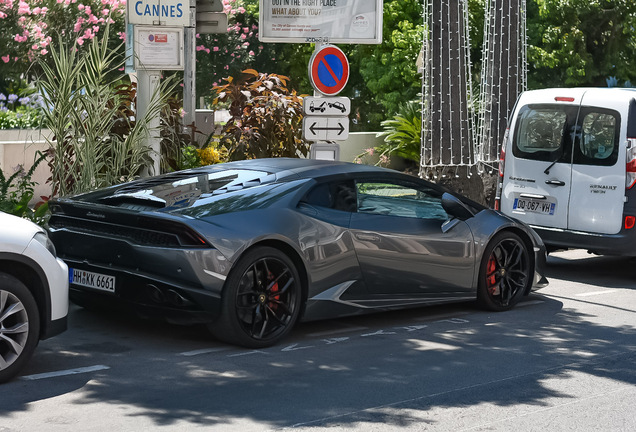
left=259, top=0, right=382, bottom=44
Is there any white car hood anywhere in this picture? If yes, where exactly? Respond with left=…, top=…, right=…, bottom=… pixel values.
left=0, top=211, right=42, bottom=254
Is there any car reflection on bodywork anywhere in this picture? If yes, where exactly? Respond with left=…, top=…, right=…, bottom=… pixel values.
left=47, top=158, right=548, bottom=348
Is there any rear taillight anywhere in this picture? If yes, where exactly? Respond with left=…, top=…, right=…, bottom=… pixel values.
left=555, top=97, right=575, bottom=102
left=499, top=146, right=506, bottom=178
left=627, top=138, right=636, bottom=189
left=625, top=216, right=635, bottom=230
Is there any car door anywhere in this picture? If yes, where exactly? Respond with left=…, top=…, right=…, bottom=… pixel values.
left=502, top=101, right=580, bottom=229
left=567, top=93, right=624, bottom=234
left=349, top=178, right=475, bottom=301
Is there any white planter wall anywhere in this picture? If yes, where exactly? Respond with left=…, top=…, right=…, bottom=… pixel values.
left=0, top=129, right=52, bottom=202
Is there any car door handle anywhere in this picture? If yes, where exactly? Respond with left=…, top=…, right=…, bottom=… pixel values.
left=545, top=180, right=566, bottom=186
left=355, top=233, right=381, bottom=242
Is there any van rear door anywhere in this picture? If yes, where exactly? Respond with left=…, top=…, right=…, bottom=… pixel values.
left=567, top=91, right=624, bottom=234
left=501, top=93, right=582, bottom=229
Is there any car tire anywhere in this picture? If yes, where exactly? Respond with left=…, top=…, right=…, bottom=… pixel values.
left=0, top=272, right=41, bottom=383
left=209, top=246, right=302, bottom=348
left=477, top=232, right=531, bottom=311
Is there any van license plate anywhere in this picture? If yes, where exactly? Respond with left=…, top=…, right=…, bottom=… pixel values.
left=513, top=198, right=556, bottom=215
left=69, top=268, right=115, bottom=293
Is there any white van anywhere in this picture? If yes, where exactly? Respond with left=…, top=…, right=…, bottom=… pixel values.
left=496, top=87, right=636, bottom=255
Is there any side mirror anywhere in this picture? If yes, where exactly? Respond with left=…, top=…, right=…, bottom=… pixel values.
left=441, top=192, right=476, bottom=221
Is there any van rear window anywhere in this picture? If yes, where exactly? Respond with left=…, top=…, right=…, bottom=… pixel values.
left=513, top=104, right=620, bottom=166
left=575, top=111, right=619, bottom=166
left=513, top=106, right=571, bottom=162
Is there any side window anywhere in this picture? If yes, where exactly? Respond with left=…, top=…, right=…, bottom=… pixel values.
left=575, top=110, right=619, bottom=166
left=302, top=181, right=356, bottom=212
left=513, top=105, right=577, bottom=162
left=355, top=181, right=447, bottom=220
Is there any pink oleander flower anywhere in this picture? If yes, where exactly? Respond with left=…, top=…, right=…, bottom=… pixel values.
left=213, top=47, right=219, bottom=52
left=17, top=1, right=30, bottom=15
left=1, top=55, right=10, bottom=63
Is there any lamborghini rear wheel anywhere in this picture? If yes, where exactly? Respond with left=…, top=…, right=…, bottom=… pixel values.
left=209, top=246, right=302, bottom=348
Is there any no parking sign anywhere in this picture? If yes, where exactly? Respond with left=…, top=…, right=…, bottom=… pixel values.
left=308, top=45, right=350, bottom=96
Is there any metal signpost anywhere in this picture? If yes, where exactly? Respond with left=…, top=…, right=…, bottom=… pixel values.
left=126, top=0, right=227, bottom=174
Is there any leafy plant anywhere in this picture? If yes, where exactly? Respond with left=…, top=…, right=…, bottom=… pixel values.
left=213, top=69, right=309, bottom=160
left=36, top=26, right=178, bottom=197
left=0, top=150, right=49, bottom=224
left=356, top=100, right=422, bottom=166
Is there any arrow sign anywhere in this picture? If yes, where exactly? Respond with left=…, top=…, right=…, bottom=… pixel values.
left=303, top=117, right=349, bottom=141
left=309, top=121, right=346, bottom=136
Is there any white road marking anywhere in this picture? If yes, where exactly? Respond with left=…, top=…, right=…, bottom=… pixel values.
left=20, top=365, right=110, bottom=381
left=361, top=329, right=396, bottom=337
left=437, top=318, right=469, bottom=324
left=307, top=325, right=369, bottom=337
left=227, top=350, right=265, bottom=358
left=281, top=343, right=314, bottom=352
left=398, top=325, right=428, bottom=332
left=416, top=312, right=470, bottom=322
left=577, top=289, right=618, bottom=297
left=178, top=348, right=228, bottom=357
left=322, top=337, right=350, bottom=344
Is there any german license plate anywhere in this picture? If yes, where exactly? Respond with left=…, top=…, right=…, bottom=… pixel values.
left=69, top=268, right=115, bottom=293
left=513, top=198, right=556, bottom=215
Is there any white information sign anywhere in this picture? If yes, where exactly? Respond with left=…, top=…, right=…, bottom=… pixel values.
left=134, top=26, right=184, bottom=70
left=303, top=116, right=349, bottom=141
left=128, top=0, right=190, bottom=26
left=259, top=0, right=383, bottom=44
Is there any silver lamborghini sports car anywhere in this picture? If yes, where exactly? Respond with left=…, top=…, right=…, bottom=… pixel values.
left=48, top=158, right=548, bottom=348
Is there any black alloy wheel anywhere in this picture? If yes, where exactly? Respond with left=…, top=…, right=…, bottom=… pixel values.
left=210, top=246, right=302, bottom=348
left=477, top=232, right=530, bottom=311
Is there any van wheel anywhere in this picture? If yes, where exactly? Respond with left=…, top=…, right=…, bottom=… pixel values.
left=0, top=273, right=40, bottom=383
left=477, top=232, right=530, bottom=311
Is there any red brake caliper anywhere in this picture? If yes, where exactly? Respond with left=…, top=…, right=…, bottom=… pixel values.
left=268, top=272, right=280, bottom=309
left=487, top=255, right=498, bottom=294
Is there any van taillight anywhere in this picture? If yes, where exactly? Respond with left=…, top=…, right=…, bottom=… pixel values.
left=627, top=139, right=636, bottom=189
left=555, top=97, right=575, bottom=102
left=499, top=147, right=506, bottom=178
left=625, top=216, right=635, bottom=230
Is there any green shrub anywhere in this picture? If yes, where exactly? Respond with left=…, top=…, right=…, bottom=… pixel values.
left=213, top=69, right=309, bottom=160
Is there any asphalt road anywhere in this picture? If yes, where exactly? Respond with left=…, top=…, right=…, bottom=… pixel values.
left=1, top=249, right=635, bottom=431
